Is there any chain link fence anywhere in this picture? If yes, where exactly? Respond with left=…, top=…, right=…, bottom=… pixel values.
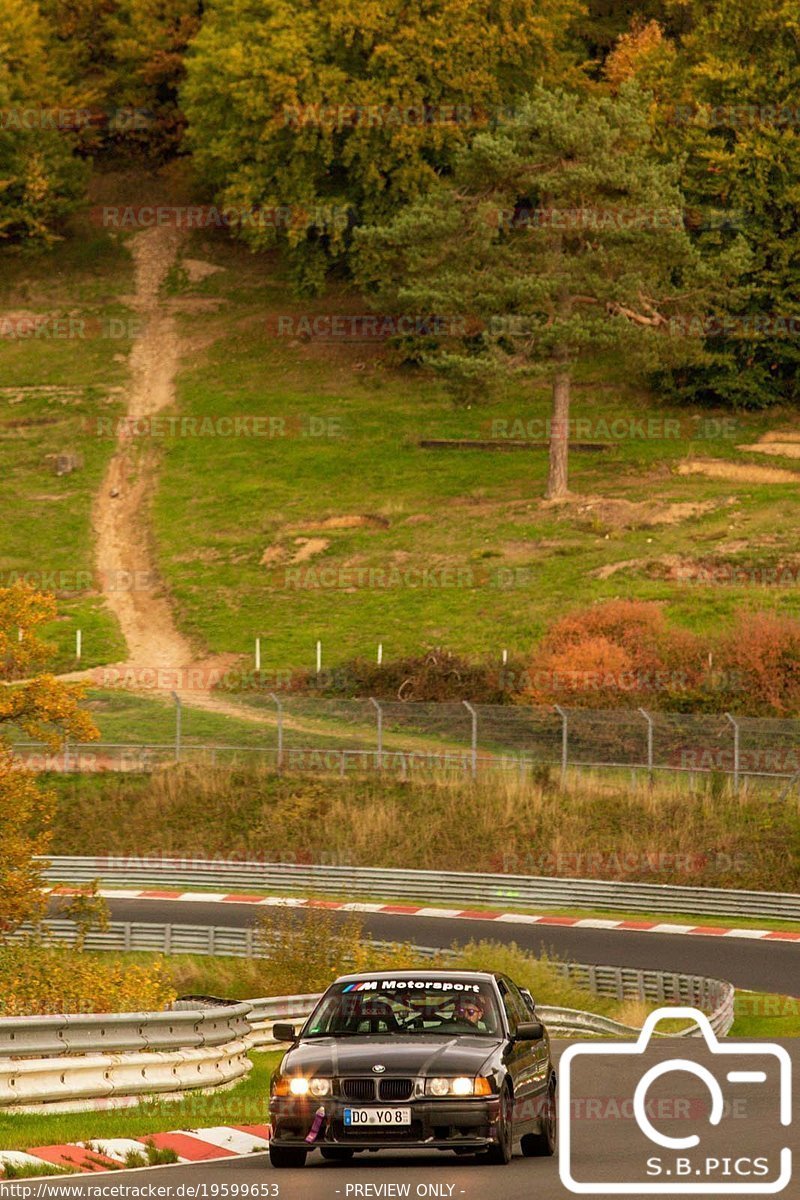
left=11, top=699, right=800, bottom=788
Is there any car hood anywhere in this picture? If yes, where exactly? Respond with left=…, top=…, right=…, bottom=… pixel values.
left=282, top=1035, right=500, bottom=1077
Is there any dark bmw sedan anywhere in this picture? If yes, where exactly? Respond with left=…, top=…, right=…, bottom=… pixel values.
left=268, top=969, right=557, bottom=1168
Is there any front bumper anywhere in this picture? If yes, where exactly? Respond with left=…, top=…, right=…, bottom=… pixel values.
left=270, top=1095, right=502, bottom=1151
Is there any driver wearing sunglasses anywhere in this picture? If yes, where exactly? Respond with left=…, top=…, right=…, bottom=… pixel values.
left=449, top=993, right=486, bottom=1028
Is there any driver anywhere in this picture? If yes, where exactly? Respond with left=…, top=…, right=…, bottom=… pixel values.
left=451, top=992, right=486, bottom=1028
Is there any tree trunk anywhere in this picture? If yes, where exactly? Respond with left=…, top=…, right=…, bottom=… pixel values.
left=546, top=368, right=571, bottom=499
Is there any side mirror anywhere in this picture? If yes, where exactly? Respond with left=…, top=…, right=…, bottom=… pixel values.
left=272, top=1022, right=297, bottom=1042
left=515, top=1020, right=544, bottom=1042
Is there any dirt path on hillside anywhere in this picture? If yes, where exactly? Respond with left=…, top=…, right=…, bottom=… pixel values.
left=87, top=225, right=253, bottom=719
left=80, top=230, right=365, bottom=739
left=91, top=225, right=198, bottom=672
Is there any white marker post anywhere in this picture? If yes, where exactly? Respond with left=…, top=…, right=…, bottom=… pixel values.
left=502, top=648, right=508, bottom=664
left=76, top=629, right=82, bottom=661
left=316, top=639, right=322, bottom=674
left=255, top=637, right=261, bottom=672
left=377, top=642, right=383, bottom=665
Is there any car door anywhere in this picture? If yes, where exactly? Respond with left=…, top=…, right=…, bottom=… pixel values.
left=508, top=977, right=550, bottom=1092
left=496, top=975, right=539, bottom=1131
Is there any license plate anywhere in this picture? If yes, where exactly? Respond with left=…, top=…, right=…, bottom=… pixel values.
left=344, top=1107, right=412, bottom=1127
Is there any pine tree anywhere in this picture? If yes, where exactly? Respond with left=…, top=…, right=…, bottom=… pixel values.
left=356, top=85, right=744, bottom=497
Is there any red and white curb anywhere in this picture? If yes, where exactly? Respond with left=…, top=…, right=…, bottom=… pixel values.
left=0, top=1125, right=271, bottom=1177
left=47, top=888, right=800, bottom=943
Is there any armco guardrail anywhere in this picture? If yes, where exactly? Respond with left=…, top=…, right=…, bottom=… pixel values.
left=0, top=1002, right=252, bottom=1108
left=7, top=920, right=442, bottom=961
left=41, top=855, right=800, bottom=920
left=0, top=1002, right=251, bottom=1058
left=0, top=1042, right=251, bottom=1108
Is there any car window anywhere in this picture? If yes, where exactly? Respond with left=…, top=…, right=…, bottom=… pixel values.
left=497, top=976, right=530, bottom=1033
left=302, top=978, right=503, bottom=1038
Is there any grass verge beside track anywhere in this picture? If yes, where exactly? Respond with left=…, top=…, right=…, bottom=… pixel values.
left=0, top=1052, right=280, bottom=1154
left=46, top=765, right=800, bottom=894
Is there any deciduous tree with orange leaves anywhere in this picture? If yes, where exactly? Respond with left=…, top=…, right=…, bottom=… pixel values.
left=0, top=583, right=98, bottom=934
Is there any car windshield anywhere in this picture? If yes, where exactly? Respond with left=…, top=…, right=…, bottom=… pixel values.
left=303, top=978, right=502, bottom=1038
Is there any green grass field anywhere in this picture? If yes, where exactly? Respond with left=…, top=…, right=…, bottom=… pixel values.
left=0, top=211, right=131, bottom=671
left=3, top=189, right=800, bottom=679
left=151, top=228, right=800, bottom=669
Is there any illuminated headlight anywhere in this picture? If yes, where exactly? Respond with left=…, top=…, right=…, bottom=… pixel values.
left=426, top=1076, right=487, bottom=1097
left=287, top=1077, right=331, bottom=1097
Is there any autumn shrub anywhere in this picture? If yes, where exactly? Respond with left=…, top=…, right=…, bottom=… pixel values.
left=0, top=941, right=175, bottom=1016
left=523, top=600, right=706, bottom=709
left=713, top=612, right=800, bottom=716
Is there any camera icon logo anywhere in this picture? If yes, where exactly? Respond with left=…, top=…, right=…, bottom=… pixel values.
left=559, top=1006, right=792, bottom=1194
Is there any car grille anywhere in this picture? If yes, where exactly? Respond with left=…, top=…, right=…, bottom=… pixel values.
left=379, top=1078, right=414, bottom=1101
left=342, top=1078, right=376, bottom=1101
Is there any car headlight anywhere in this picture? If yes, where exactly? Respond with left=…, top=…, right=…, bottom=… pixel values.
left=273, top=1077, right=332, bottom=1098
left=425, top=1076, right=493, bottom=1097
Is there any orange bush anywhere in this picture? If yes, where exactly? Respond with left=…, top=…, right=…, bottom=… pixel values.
left=525, top=602, right=800, bottom=715
left=524, top=600, right=706, bottom=709
left=714, top=612, right=800, bottom=715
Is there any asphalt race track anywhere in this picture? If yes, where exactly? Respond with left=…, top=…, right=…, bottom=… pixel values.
left=3, top=1039, right=797, bottom=1200
left=6, top=894, right=794, bottom=1200
left=87, top=895, right=800, bottom=995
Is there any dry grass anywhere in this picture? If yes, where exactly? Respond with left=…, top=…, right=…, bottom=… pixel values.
left=49, top=764, right=800, bottom=891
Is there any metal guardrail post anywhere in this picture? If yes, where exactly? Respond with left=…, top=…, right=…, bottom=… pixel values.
left=463, top=701, right=477, bottom=778
left=639, top=707, right=654, bottom=777
left=171, top=691, right=182, bottom=764
left=269, top=692, right=284, bottom=771
left=554, top=704, right=568, bottom=785
left=725, top=712, right=740, bottom=791
left=370, top=697, right=383, bottom=770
